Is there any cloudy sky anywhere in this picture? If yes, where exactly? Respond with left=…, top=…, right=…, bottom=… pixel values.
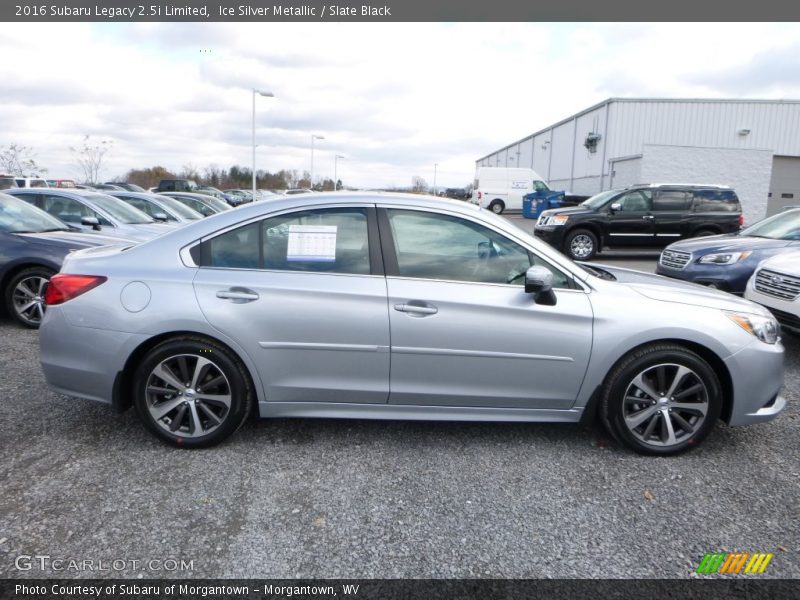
left=2, top=22, right=800, bottom=189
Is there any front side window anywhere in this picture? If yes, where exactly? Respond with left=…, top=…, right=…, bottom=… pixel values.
left=41, top=194, right=110, bottom=225
left=386, top=209, right=571, bottom=288
left=533, top=180, right=550, bottom=192
left=615, top=190, right=652, bottom=212
left=203, top=208, right=371, bottom=274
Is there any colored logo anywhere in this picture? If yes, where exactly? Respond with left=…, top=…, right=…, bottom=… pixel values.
left=696, top=552, right=774, bottom=574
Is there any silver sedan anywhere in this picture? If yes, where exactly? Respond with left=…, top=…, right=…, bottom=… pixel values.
left=39, top=193, right=785, bottom=454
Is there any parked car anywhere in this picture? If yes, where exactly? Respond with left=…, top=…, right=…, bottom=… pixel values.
left=5, top=188, right=175, bottom=242
left=283, top=188, right=314, bottom=195
left=195, top=186, right=237, bottom=205
left=105, top=182, right=146, bottom=192
left=107, top=191, right=204, bottom=224
left=92, top=183, right=125, bottom=191
left=156, top=179, right=199, bottom=193
left=46, top=179, right=77, bottom=189
left=0, top=192, right=128, bottom=327
left=158, top=192, right=232, bottom=217
left=535, top=184, right=742, bottom=260
left=223, top=189, right=254, bottom=205
left=39, top=193, right=783, bottom=455
left=656, top=208, right=800, bottom=295
left=745, top=250, right=800, bottom=335
left=0, top=176, right=18, bottom=190
left=445, top=188, right=471, bottom=201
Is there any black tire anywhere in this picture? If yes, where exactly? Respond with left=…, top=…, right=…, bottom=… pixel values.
left=5, top=266, right=55, bottom=328
left=564, top=228, right=598, bottom=261
left=600, top=344, right=722, bottom=456
left=133, top=336, right=253, bottom=448
left=488, top=200, right=505, bottom=214
left=692, top=229, right=717, bottom=238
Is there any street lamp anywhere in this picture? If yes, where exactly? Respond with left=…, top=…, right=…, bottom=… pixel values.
left=433, top=163, right=438, bottom=196
left=252, top=88, right=274, bottom=199
left=334, top=155, right=345, bottom=191
left=310, top=134, right=325, bottom=190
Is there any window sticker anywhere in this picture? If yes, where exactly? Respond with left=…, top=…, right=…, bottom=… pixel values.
left=286, top=224, right=337, bottom=262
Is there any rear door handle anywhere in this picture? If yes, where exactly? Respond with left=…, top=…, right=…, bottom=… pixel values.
left=216, top=288, right=260, bottom=303
left=642, top=215, right=655, bottom=221
left=394, top=303, right=438, bottom=315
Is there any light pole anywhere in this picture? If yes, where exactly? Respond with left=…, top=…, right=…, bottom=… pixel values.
left=310, top=134, right=324, bottom=190
left=252, top=88, right=274, bottom=199
left=433, top=163, right=438, bottom=196
left=334, top=155, right=345, bottom=191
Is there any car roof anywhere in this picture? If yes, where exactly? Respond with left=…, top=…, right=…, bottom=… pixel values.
left=628, top=183, right=733, bottom=190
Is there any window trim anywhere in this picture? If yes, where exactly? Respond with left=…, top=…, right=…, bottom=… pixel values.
left=195, top=205, right=383, bottom=276
left=376, top=206, right=582, bottom=291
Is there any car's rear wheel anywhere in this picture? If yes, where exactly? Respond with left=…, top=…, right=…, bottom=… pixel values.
left=133, top=337, right=253, bottom=448
left=564, top=229, right=598, bottom=260
left=600, top=344, right=722, bottom=455
left=5, top=267, right=54, bottom=328
left=488, top=200, right=505, bottom=214
left=692, top=228, right=717, bottom=238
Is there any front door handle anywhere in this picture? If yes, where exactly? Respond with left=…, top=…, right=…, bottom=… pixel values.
left=394, top=303, right=438, bottom=316
left=216, top=288, right=260, bottom=303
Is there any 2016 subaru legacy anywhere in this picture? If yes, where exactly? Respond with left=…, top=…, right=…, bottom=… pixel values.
left=39, top=193, right=785, bottom=455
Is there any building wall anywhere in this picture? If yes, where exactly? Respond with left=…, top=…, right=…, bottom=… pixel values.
left=767, top=156, right=800, bottom=215
left=639, top=144, right=773, bottom=225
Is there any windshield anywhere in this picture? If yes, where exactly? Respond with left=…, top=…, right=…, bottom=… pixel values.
left=0, top=194, right=69, bottom=233
left=86, top=194, right=155, bottom=224
left=742, top=209, right=800, bottom=240
left=157, top=195, right=203, bottom=219
left=581, top=190, right=620, bottom=209
left=199, top=194, right=232, bottom=212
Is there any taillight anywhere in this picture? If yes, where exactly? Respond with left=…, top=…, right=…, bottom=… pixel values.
left=477, top=191, right=482, bottom=200
left=738, top=214, right=745, bottom=227
left=44, top=274, right=107, bottom=306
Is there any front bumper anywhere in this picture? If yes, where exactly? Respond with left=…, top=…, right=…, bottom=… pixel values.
left=724, top=338, right=785, bottom=426
left=655, top=261, right=753, bottom=295
left=745, top=285, right=800, bottom=335
left=534, top=226, right=567, bottom=251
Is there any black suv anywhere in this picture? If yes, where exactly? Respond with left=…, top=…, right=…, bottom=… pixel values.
left=534, top=184, right=742, bottom=260
left=156, top=179, right=199, bottom=193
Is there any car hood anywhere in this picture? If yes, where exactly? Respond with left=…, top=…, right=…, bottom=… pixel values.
left=756, top=249, right=800, bottom=274
left=540, top=206, right=594, bottom=218
left=665, top=233, right=795, bottom=254
left=590, top=263, right=770, bottom=314
left=17, top=230, right=136, bottom=248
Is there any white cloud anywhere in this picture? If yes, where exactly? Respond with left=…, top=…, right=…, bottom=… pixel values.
left=1, top=22, right=799, bottom=188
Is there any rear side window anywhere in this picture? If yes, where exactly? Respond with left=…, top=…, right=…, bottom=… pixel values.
left=693, top=190, right=741, bottom=212
left=653, top=190, right=691, bottom=211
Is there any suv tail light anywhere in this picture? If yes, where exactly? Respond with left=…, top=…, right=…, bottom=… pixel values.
left=738, top=214, right=745, bottom=227
left=477, top=191, right=482, bottom=200
left=44, top=274, right=107, bottom=306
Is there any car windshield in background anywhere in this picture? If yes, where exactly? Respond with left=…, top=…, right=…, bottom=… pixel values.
left=201, top=194, right=233, bottom=212
left=158, top=196, right=203, bottom=219
left=741, top=209, right=800, bottom=240
left=86, top=194, right=154, bottom=224
left=0, top=194, right=69, bottom=233
left=580, top=190, right=618, bottom=209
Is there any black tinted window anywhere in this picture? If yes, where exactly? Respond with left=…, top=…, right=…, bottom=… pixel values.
left=615, top=190, right=652, bottom=212
left=653, top=191, right=691, bottom=211
left=693, top=190, right=740, bottom=212
left=208, top=222, right=260, bottom=269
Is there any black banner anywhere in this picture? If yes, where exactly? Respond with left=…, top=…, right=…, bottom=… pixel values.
left=3, top=0, right=800, bottom=22
left=2, top=579, right=800, bottom=600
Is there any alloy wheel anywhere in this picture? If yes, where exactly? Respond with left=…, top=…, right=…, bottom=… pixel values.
left=569, top=234, right=594, bottom=259
left=12, top=275, right=48, bottom=326
left=622, top=363, right=709, bottom=448
left=145, top=354, right=232, bottom=438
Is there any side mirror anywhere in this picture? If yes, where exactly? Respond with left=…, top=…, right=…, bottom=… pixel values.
left=153, top=212, right=169, bottom=222
left=609, top=202, right=622, bottom=213
left=525, top=266, right=557, bottom=305
left=81, top=216, right=101, bottom=230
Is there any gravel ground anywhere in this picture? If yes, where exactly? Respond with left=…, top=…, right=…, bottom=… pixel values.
left=0, top=257, right=798, bottom=580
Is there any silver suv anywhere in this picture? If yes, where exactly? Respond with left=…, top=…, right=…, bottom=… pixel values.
left=38, top=193, right=784, bottom=455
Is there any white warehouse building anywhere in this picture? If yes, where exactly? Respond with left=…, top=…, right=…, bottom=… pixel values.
left=476, top=98, right=800, bottom=225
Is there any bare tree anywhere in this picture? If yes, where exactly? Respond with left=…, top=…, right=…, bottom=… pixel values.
left=0, top=143, right=45, bottom=175
left=411, top=175, right=428, bottom=193
left=70, top=135, right=113, bottom=183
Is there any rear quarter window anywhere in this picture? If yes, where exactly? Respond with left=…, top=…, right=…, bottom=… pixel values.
left=693, top=190, right=741, bottom=212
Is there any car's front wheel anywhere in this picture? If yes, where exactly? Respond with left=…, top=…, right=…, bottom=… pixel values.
left=133, top=336, right=253, bottom=448
left=564, top=229, right=598, bottom=260
left=600, top=344, right=722, bottom=455
left=5, top=266, right=55, bottom=328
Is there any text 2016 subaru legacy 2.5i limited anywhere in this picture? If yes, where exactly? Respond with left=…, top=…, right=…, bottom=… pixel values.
left=39, top=193, right=785, bottom=455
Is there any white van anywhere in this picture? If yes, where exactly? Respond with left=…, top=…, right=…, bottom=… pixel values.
left=14, top=176, right=49, bottom=188
left=472, top=167, right=551, bottom=214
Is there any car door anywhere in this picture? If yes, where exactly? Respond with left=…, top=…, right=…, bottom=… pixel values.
left=651, top=189, right=692, bottom=244
left=379, top=207, right=593, bottom=410
left=192, top=205, right=391, bottom=404
left=605, top=189, right=656, bottom=246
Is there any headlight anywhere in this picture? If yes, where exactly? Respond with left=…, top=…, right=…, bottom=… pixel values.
left=725, top=311, right=780, bottom=344
left=698, top=251, right=752, bottom=265
left=542, top=215, right=569, bottom=226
